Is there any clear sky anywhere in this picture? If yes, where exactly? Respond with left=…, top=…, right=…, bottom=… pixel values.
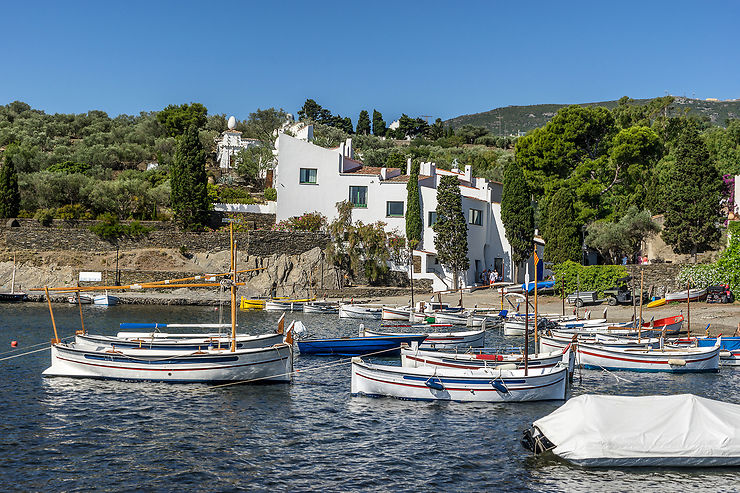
left=2, top=0, right=738, bottom=123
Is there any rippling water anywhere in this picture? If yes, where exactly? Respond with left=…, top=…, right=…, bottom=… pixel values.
left=0, top=303, right=738, bottom=492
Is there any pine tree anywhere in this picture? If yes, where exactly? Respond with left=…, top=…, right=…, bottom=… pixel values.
left=0, top=152, right=20, bottom=218
left=661, top=125, right=722, bottom=261
left=356, top=110, right=371, bottom=135
left=405, top=160, right=422, bottom=248
left=543, top=188, right=581, bottom=264
left=433, top=175, right=469, bottom=289
left=171, top=125, right=209, bottom=230
left=372, top=109, right=386, bottom=137
left=501, top=163, right=534, bottom=280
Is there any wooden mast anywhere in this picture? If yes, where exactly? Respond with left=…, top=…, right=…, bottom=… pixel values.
left=638, top=269, right=644, bottom=343
left=533, top=251, right=539, bottom=350
left=686, top=279, right=691, bottom=339
left=524, top=267, right=530, bottom=376
left=44, top=286, right=60, bottom=344
left=77, top=281, right=85, bottom=334
left=230, top=222, right=237, bottom=352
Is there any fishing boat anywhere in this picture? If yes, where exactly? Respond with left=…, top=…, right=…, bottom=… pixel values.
left=381, top=306, right=413, bottom=320
left=523, top=394, right=740, bottom=467
left=338, top=303, right=383, bottom=320
left=361, top=326, right=485, bottom=349
left=351, top=358, right=568, bottom=402
left=68, top=293, right=94, bottom=304
left=664, top=288, right=707, bottom=302
left=75, top=331, right=286, bottom=351
left=503, top=318, right=543, bottom=336
left=695, top=336, right=740, bottom=366
left=0, top=256, right=27, bottom=302
left=93, top=292, right=119, bottom=306
left=432, top=311, right=490, bottom=327
left=303, top=301, right=339, bottom=314
left=297, top=333, right=428, bottom=356
left=264, top=298, right=312, bottom=311
left=240, top=297, right=266, bottom=310
left=577, top=338, right=720, bottom=372
left=400, top=344, right=573, bottom=371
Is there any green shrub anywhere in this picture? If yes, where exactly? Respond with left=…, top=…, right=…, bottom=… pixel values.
left=551, top=260, right=628, bottom=297
left=34, top=208, right=55, bottom=226
left=272, top=212, right=327, bottom=232
left=679, top=229, right=740, bottom=290
left=264, top=187, right=277, bottom=201
left=57, top=204, right=93, bottom=220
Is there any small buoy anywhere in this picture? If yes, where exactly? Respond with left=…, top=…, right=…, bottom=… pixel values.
left=11, top=341, right=18, bottom=347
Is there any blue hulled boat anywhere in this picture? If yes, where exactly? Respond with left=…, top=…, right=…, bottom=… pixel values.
left=297, top=334, right=428, bottom=356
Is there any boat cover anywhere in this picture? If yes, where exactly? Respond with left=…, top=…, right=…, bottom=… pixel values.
left=533, top=394, right=740, bottom=466
left=696, top=337, right=740, bottom=351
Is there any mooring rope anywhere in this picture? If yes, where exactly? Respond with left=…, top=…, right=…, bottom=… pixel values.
left=0, top=336, right=74, bottom=360
left=0, top=346, right=53, bottom=362
left=211, top=346, right=401, bottom=389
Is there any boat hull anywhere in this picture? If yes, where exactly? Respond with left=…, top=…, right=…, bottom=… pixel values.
left=400, top=346, right=570, bottom=371
left=433, top=312, right=488, bottom=327
left=578, top=343, right=720, bottom=372
left=0, top=292, right=28, bottom=302
left=351, top=359, right=568, bottom=402
left=93, top=294, right=119, bottom=306
left=75, top=332, right=285, bottom=351
left=264, top=301, right=304, bottom=311
left=664, top=288, right=707, bottom=302
left=303, top=303, right=339, bottom=314
left=297, top=334, right=428, bottom=356
left=339, top=304, right=382, bottom=320
left=44, top=343, right=293, bottom=383
left=381, top=307, right=412, bottom=320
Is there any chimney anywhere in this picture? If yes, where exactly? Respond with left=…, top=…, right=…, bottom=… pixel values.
left=464, top=165, right=472, bottom=183
left=345, top=138, right=353, bottom=158
left=381, top=167, right=388, bottom=180
left=406, top=158, right=412, bottom=175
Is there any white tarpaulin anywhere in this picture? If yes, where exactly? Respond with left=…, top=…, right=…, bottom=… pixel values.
left=533, top=394, right=740, bottom=466
left=78, top=271, right=102, bottom=282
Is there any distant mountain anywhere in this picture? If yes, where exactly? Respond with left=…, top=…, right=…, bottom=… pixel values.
left=445, top=96, right=740, bottom=136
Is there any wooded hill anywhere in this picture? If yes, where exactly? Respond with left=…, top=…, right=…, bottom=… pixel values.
left=446, top=96, right=740, bottom=136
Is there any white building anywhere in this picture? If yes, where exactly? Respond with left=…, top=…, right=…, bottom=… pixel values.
left=277, top=133, right=529, bottom=291
left=215, top=116, right=261, bottom=169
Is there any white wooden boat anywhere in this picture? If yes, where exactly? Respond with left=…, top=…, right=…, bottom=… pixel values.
left=43, top=342, right=293, bottom=383
left=524, top=394, right=740, bottom=467
left=400, top=344, right=572, bottom=371
left=361, top=326, right=485, bottom=349
left=303, top=301, right=339, bottom=314
left=577, top=339, right=720, bottom=372
left=665, top=288, right=707, bottom=302
left=339, top=303, right=383, bottom=320
left=93, top=293, right=119, bottom=306
left=351, top=358, right=568, bottom=402
left=75, top=331, right=285, bottom=351
left=381, top=306, right=412, bottom=320
left=264, top=300, right=305, bottom=311
left=432, top=311, right=489, bottom=327
left=539, top=331, right=658, bottom=353
left=68, top=294, right=94, bottom=304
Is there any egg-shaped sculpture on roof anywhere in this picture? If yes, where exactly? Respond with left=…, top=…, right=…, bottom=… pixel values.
left=227, top=116, right=236, bottom=130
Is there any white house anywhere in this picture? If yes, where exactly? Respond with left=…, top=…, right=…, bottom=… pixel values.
left=276, top=133, right=530, bottom=291
left=215, top=116, right=261, bottom=169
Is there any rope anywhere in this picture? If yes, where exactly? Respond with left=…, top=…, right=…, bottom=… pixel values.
left=0, top=346, right=52, bottom=362
left=598, top=365, right=635, bottom=384
left=0, top=336, right=72, bottom=357
left=211, top=346, right=401, bottom=389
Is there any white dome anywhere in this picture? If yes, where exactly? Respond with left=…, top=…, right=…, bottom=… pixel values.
left=227, top=116, right=236, bottom=130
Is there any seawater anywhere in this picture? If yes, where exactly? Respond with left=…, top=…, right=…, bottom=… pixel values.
left=0, top=303, right=738, bottom=492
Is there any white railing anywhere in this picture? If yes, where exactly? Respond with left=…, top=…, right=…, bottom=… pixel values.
left=213, top=202, right=276, bottom=214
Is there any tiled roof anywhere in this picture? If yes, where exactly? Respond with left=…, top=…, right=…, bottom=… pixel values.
left=343, top=166, right=401, bottom=176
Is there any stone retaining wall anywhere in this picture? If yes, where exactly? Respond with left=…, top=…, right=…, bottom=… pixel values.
left=625, top=263, right=685, bottom=295
left=0, top=219, right=327, bottom=256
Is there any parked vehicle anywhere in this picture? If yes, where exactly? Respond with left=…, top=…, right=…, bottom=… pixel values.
left=706, top=284, right=734, bottom=304
left=566, top=291, right=599, bottom=307
left=603, top=276, right=649, bottom=306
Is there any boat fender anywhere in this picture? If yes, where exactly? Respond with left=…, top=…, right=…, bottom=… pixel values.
left=720, top=350, right=731, bottom=358
left=425, top=377, right=445, bottom=391
left=491, top=379, right=509, bottom=393
left=497, top=363, right=517, bottom=370
left=667, top=359, right=686, bottom=366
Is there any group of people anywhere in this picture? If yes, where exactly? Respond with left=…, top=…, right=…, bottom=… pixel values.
left=480, top=268, right=500, bottom=285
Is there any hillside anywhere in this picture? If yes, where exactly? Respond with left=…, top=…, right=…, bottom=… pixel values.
left=446, top=96, right=740, bottom=135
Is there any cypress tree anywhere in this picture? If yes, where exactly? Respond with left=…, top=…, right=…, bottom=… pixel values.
left=0, top=152, right=20, bottom=218
left=356, top=110, right=371, bottom=135
left=372, top=109, right=386, bottom=137
left=543, top=188, right=581, bottom=264
left=661, top=125, right=722, bottom=261
left=405, top=160, right=422, bottom=248
left=501, top=162, right=534, bottom=280
left=171, top=125, right=209, bottom=230
left=433, top=175, right=469, bottom=289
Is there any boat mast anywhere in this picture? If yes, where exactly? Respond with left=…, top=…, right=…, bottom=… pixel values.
left=11, top=254, right=16, bottom=294
left=230, top=222, right=237, bottom=352
left=638, top=268, right=644, bottom=343
left=533, top=250, right=539, bottom=351
left=524, top=267, right=529, bottom=376
left=686, top=279, right=691, bottom=338
left=44, top=286, right=60, bottom=343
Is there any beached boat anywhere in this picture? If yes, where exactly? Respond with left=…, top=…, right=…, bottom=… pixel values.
left=303, top=301, right=339, bottom=314
left=664, top=288, right=707, bottom=302
left=297, top=333, right=428, bottom=356
left=351, top=358, right=568, bottom=402
left=646, top=297, right=666, bottom=308
left=0, top=256, right=27, bottom=302
left=400, top=344, right=573, bottom=371
left=93, top=292, right=119, bottom=306
left=523, top=394, right=740, bottom=467
left=362, top=326, right=485, bottom=349
left=68, top=293, right=94, bottom=304
left=577, top=339, right=720, bottom=372
left=338, top=303, right=383, bottom=320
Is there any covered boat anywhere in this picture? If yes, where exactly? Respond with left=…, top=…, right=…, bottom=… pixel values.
left=351, top=358, right=568, bottom=402
left=523, top=394, right=740, bottom=467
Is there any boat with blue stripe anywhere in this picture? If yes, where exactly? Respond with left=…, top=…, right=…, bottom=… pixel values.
left=297, top=334, right=428, bottom=356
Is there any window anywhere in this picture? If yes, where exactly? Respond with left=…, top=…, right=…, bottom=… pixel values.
left=386, top=201, right=404, bottom=217
left=299, top=168, right=317, bottom=184
left=349, top=186, right=367, bottom=207
left=428, top=211, right=438, bottom=227
left=469, top=208, right=482, bottom=225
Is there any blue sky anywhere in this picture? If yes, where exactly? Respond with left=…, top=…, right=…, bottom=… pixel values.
left=2, top=0, right=738, bottom=122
